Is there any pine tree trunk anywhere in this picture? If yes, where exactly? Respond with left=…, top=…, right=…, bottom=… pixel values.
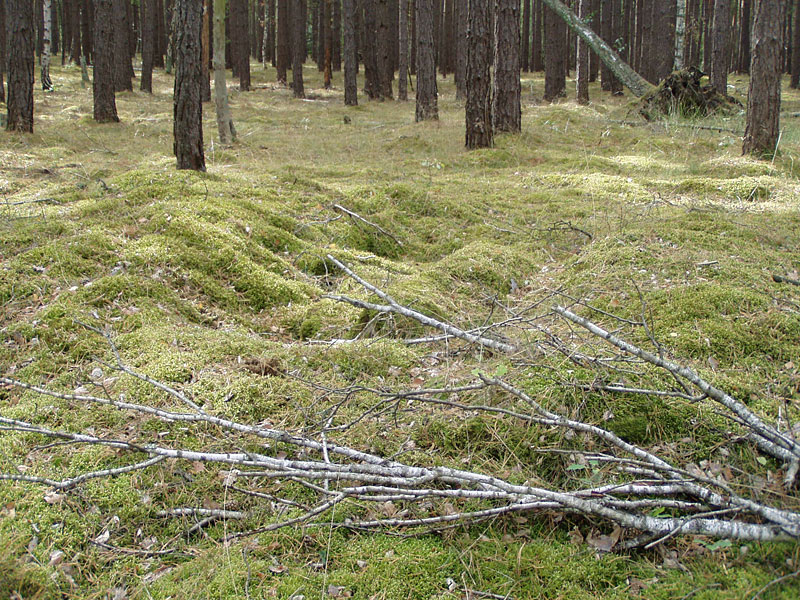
left=575, top=0, right=589, bottom=104
left=376, top=0, right=393, bottom=98
left=738, top=0, right=752, bottom=73
left=343, top=0, right=358, bottom=104
left=142, top=0, right=155, bottom=92
left=0, top=1, right=6, bottom=103
left=454, top=0, right=467, bottom=98
left=711, top=0, right=731, bottom=94
left=465, top=0, right=492, bottom=148
left=93, top=0, right=119, bottom=122
left=743, top=0, right=785, bottom=156
left=398, top=0, right=409, bottom=100
left=492, top=0, right=520, bottom=132
left=293, top=0, right=306, bottom=97
left=414, top=0, right=437, bottom=120
left=792, top=0, right=800, bottom=87
left=114, top=0, right=133, bottom=90
left=333, top=0, right=342, bottom=70
left=276, top=0, right=289, bottom=83
left=363, top=0, right=380, bottom=98
left=6, top=0, right=35, bottom=132
left=202, top=0, right=211, bottom=101
left=522, top=0, right=531, bottom=72
left=213, top=0, right=236, bottom=144
left=324, top=0, right=333, bottom=88
left=230, top=0, right=251, bottom=90
left=543, top=3, right=566, bottom=101
left=174, top=0, right=206, bottom=171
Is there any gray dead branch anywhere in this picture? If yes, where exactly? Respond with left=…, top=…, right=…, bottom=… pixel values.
left=2, top=292, right=799, bottom=549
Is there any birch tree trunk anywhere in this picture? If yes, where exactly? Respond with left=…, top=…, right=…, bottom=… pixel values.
left=674, top=0, right=687, bottom=70
left=213, top=0, right=236, bottom=145
left=41, top=0, right=53, bottom=90
left=540, top=0, right=653, bottom=97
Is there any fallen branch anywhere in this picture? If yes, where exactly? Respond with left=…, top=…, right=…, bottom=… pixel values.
left=773, top=274, right=800, bottom=287
left=333, top=204, right=404, bottom=246
left=323, top=254, right=517, bottom=353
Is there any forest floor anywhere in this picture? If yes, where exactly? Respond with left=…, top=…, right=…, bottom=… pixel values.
left=1, top=63, right=800, bottom=599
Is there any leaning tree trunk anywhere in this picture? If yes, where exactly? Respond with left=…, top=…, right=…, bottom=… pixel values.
left=174, top=0, right=206, bottom=171
left=6, top=0, right=35, bottom=132
left=398, top=0, right=408, bottom=101
left=742, top=0, right=785, bottom=156
left=540, top=0, right=652, bottom=97
left=710, top=0, right=731, bottom=95
left=93, top=0, right=119, bottom=122
left=141, top=0, right=155, bottom=92
left=292, top=0, right=305, bottom=98
left=492, top=0, right=520, bottom=132
left=342, top=0, right=358, bottom=105
left=213, top=0, right=236, bottom=144
left=41, top=0, right=53, bottom=90
left=575, top=0, right=589, bottom=104
left=465, top=0, right=492, bottom=148
left=415, top=0, right=438, bottom=120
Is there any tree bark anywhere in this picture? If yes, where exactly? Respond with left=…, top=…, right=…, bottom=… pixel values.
left=41, top=0, right=53, bottom=90
left=174, top=0, right=206, bottom=171
left=213, top=0, right=236, bottom=144
left=376, top=0, right=393, bottom=98
left=363, top=0, right=381, bottom=98
left=141, top=0, right=155, bottom=92
left=114, top=0, right=133, bottom=91
left=6, top=0, right=35, bottom=132
left=292, top=0, right=306, bottom=97
left=398, top=0, right=409, bottom=100
left=465, top=0, right=492, bottom=148
left=738, top=0, right=752, bottom=73
left=492, top=0, right=520, bottom=132
left=575, top=0, right=589, bottom=104
left=343, top=0, right=358, bottom=104
left=415, top=0, right=437, bottom=120
left=540, top=0, right=652, bottom=97
left=276, top=0, right=289, bottom=83
left=201, top=0, right=211, bottom=101
left=93, top=0, right=119, bottom=122
left=454, top=0, right=467, bottom=98
left=743, top=0, right=785, bottom=156
left=0, top=0, right=6, bottom=103
left=522, top=0, right=531, bottom=72
left=792, top=0, right=800, bottom=87
left=324, top=0, right=333, bottom=89
left=711, top=0, right=731, bottom=95
left=543, top=3, right=565, bottom=101
left=231, top=0, right=251, bottom=90
left=674, top=0, right=687, bottom=70
left=332, top=0, right=341, bottom=70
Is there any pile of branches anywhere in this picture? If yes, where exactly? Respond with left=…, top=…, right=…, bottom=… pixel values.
left=2, top=256, right=799, bottom=552
left=638, top=68, right=742, bottom=121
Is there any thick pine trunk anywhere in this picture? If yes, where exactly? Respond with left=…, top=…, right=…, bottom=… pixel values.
left=230, top=0, right=251, bottom=90
left=142, top=0, right=155, bottom=92
left=492, top=0, right=520, bottom=132
left=522, top=0, right=531, bottom=72
left=743, top=0, right=785, bottom=156
left=276, top=0, right=289, bottom=83
left=543, top=3, right=566, bottom=101
left=6, top=0, right=35, bottom=132
left=174, top=0, right=206, bottom=171
left=738, top=0, right=752, bottom=73
left=398, top=0, right=409, bottom=100
left=343, top=0, right=358, bottom=104
left=711, top=0, right=731, bottom=95
left=376, top=0, right=393, bottom=98
left=202, top=0, right=211, bottom=101
left=465, top=0, right=492, bottom=148
left=292, top=0, right=306, bottom=97
left=114, top=0, right=133, bottom=91
left=792, top=0, right=800, bottom=87
left=575, top=0, right=589, bottom=104
left=93, top=0, right=119, bottom=122
left=414, top=0, right=437, bottom=120
left=213, top=0, right=236, bottom=144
